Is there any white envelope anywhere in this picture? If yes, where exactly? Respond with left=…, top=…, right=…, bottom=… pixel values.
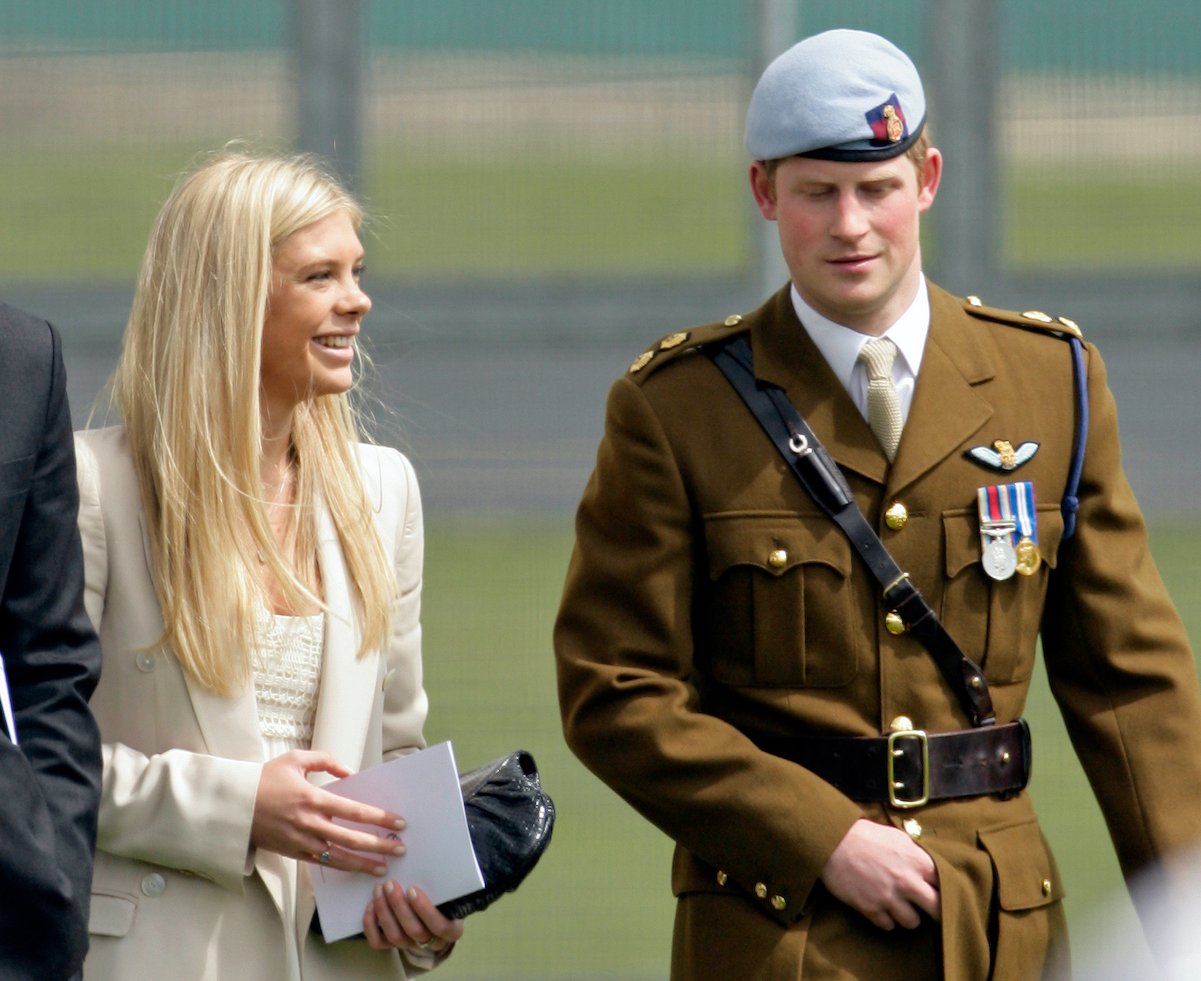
left=310, top=741, right=483, bottom=942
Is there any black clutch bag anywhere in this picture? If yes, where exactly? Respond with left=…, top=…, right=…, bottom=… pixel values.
left=437, top=749, right=555, bottom=919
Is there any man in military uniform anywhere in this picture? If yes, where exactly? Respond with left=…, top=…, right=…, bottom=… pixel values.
left=554, top=28, right=1201, bottom=981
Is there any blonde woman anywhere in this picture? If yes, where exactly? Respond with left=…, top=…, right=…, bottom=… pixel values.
left=75, top=151, right=464, bottom=979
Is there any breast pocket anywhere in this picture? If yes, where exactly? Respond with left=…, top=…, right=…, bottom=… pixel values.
left=940, top=504, right=1063, bottom=684
left=700, top=511, right=856, bottom=687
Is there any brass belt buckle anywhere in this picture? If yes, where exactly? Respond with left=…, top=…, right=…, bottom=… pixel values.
left=887, top=728, right=930, bottom=809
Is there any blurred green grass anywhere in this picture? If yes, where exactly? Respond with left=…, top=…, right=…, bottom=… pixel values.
left=419, top=515, right=1201, bottom=980
left=1001, top=163, right=1201, bottom=270
left=1, top=146, right=1199, bottom=282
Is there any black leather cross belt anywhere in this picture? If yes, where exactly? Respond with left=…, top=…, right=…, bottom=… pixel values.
left=755, top=719, right=1031, bottom=809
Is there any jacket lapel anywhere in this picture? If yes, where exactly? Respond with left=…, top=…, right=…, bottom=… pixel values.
left=887, top=285, right=995, bottom=494
left=170, top=496, right=377, bottom=768
left=297, top=500, right=379, bottom=947
left=143, top=510, right=264, bottom=762
left=308, top=499, right=377, bottom=774
left=750, top=289, right=887, bottom=485
left=747, top=285, right=996, bottom=493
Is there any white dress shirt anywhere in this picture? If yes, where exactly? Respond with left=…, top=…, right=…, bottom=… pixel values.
left=790, top=279, right=930, bottom=425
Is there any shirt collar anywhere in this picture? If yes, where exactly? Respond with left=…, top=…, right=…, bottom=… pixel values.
left=789, top=278, right=930, bottom=387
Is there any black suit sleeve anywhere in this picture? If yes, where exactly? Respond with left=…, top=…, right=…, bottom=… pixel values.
left=0, top=313, right=102, bottom=980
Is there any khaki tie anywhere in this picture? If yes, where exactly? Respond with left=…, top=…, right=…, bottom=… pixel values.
left=858, top=337, right=903, bottom=461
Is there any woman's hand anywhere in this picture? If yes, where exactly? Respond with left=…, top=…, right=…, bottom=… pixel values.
left=250, top=750, right=407, bottom=875
left=363, top=882, right=465, bottom=956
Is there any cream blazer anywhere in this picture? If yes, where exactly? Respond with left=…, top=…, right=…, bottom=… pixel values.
left=74, top=426, right=434, bottom=981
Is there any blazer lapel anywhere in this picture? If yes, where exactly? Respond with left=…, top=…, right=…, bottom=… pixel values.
left=308, top=499, right=377, bottom=773
left=296, top=500, right=379, bottom=944
left=887, top=285, right=995, bottom=494
left=171, top=497, right=377, bottom=768
left=139, top=511, right=265, bottom=762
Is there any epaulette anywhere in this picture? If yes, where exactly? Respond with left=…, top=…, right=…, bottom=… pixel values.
left=960, top=295, right=1083, bottom=341
left=625, top=313, right=752, bottom=381
left=963, top=296, right=1089, bottom=542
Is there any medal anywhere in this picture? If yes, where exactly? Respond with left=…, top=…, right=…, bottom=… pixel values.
left=1013, top=481, right=1041, bottom=576
left=982, top=534, right=1018, bottom=580
left=978, top=482, right=1041, bottom=581
left=977, top=484, right=1017, bottom=581
left=1015, top=539, right=1040, bottom=576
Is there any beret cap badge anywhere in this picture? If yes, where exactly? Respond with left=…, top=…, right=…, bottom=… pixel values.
left=868, top=97, right=908, bottom=146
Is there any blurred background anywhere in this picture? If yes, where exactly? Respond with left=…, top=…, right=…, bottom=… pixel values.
left=1, top=1, right=1197, bottom=977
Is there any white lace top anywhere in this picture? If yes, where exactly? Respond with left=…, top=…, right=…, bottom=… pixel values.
left=252, top=610, right=325, bottom=755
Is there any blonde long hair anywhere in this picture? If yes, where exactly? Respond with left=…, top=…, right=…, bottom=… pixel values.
left=113, top=150, right=396, bottom=695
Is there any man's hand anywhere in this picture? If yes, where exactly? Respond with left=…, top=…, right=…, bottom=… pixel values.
left=820, top=818, right=940, bottom=930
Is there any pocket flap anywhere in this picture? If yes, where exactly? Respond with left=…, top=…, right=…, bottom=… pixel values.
left=89, top=892, right=136, bottom=937
left=944, top=504, right=1064, bottom=579
left=978, top=820, right=1064, bottom=911
left=704, top=512, right=850, bottom=581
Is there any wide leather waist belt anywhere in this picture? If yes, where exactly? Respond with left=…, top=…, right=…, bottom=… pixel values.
left=755, top=719, right=1031, bottom=809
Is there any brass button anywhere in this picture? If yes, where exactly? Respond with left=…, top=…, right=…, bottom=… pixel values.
left=1042, top=878, right=1053, bottom=897
left=771, top=895, right=786, bottom=911
left=724, top=314, right=743, bottom=327
left=885, top=611, right=907, bottom=635
left=767, top=548, right=788, bottom=569
left=1022, top=310, right=1053, bottom=323
left=890, top=716, right=915, bottom=733
left=660, top=331, right=688, bottom=350
left=884, top=501, right=908, bottom=531
left=966, top=295, right=983, bottom=306
left=1000, top=751, right=1011, bottom=765
left=969, top=675, right=983, bottom=690
left=754, top=882, right=767, bottom=899
left=716, top=870, right=727, bottom=886
left=903, top=818, right=922, bottom=839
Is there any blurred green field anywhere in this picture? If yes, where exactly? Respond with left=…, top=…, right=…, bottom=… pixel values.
left=418, top=516, right=1201, bottom=980
left=1, top=146, right=1199, bottom=282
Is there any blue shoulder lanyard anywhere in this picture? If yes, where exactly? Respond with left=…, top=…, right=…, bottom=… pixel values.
left=1061, top=337, right=1088, bottom=541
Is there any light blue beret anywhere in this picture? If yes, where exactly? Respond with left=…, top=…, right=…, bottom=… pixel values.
left=745, top=29, right=926, bottom=162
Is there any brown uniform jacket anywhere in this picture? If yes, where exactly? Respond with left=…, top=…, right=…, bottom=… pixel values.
left=554, top=282, right=1201, bottom=980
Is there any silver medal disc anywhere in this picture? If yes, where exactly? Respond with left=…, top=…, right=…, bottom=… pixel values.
left=982, top=538, right=1017, bottom=580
